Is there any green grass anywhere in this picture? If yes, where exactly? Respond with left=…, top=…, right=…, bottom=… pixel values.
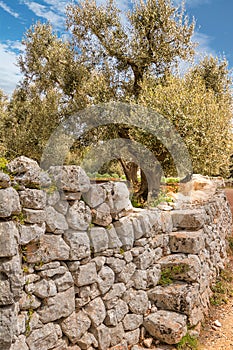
left=177, top=333, right=199, bottom=350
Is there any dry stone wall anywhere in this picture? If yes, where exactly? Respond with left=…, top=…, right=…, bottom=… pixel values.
left=0, top=156, right=232, bottom=350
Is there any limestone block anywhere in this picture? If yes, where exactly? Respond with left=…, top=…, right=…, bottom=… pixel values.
left=131, top=270, right=147, bottom=290
left=110, top=322, right=125, bottom=347
left=160, top=211, right=173, bottom=234
left=130, top=216, right=144, bottom=240
left=33, top=279, right=57, bottom=298
left=25, top=234, right=70, bottom=264
left=26, top=323, right=60, bottom=350
left=0, top=305, right=17, bottom=349
left=77, top=332, right=98, bottom=349
left=48, top=165, right=90, bottom=193
left=66, top=201, right=92, bottom=230
left=0, top=172, right=11, bottom=188
left=144, top=310, right=187, bottom=344
left=114, top=299, right=129, bottom=322
left=147, top=265, right=161, bottom=288
left=0, top=221, right=18, bottom=258
left=38, top=287, right=75, bottom=323
left=92, top=256, right=106, bottom=271
left=63, top=230, right=90, bottom=260
left=39, top=266, right=67, bottom=278
left=158, top=254, right=201, bottom=282
left=97, top=266, right=115, bottom=294
left=91, top=324, right=111, bottom=350
left=61, top=311, right=91, bottom=344
left=45, top=206, right=68, bottom=233
left=54, top=272, right=74, bottom=292
left=113, top=217, right=134, bottom=249
left=19, top=291, right=41, bottom=310
left=54, top=200, right=69, bottom=215
left=106, top=257, right=126, bottom=273
left=72, top=262, right=98, bottom=287
left=10, top=335, right=29, bottom=350
left=134, top=248, right=155, bottom=270
left=172, top=209, right=206, bottom=230
left=46, top=190, right=60, bottom=206
left=23, top=208, right=46, bottom=224
left=19, top=189, right=46, bottom=209
left=1, top=254, right=24, bottom=300
left=85, top=297, right=106, bottom=327
left=88, top=227, right=109, bottom=253
left=124, top=328, right=140, bottom=346
left=169, top=230, right=205, bottom=254
left=111, top=182, right=132, bottom=213
left=117, top=262, right=136, bottom=284
left=103, top=283, right=126, bottom=302
left=92, top=203, right=112, bottom=227
left=104, top=309, right=117, bottom=326
left=123, top=289, right=149, bottom=315
left=7, top=156, right=40, bottom=175
left=0, top=187, right=21, bottom=217
left=0, top=279, right=14, bottom=305
left=122, top=314, right=143, bottom=331
left=19, top=223, right=46, bottom=245
left=148, top=282, right=200, bottom=315
left=82, top=184, right=106, bottom=208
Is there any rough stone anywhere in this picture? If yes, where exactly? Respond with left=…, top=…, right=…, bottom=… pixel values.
left=23, top=208, right=46, bottom=224
left=111, top=182, right=132, bottom=213
left=110, top=322, right=125, bottom=347
left=0, top=187, right=21, bottom=217
left=117, top=262, right=136, bottom=284
left=106, top=257, right=126, bottom=273
left=39, top=266, right=67, bottom=278
left=82, top=184, right=106, bottom=208
left=66, top=201, right=92, bottom=230
left=148, top=282, right=200, bottom=316
left=77, top=332, right=98, bottom=349
left=45, top=206, right=68, bottom=233
left=169, top=230, right=205, bottom=254
left=7, top=156, right=40, bottom=174
left=61, top=311, right=91, bottom=344
left=0, top=172, right=11, bottom=188
left=1, top=254, right=24, bottom=300
left=63, top=230, right=90, bottom=260
left=123, top=314, right=143, bottom=331
left=25, top=234, right=70, bottom=264
left=38, top=287, right=75, bottom=323
left=91, top=324, right=111, bottom=350
left=0, top=221, right=18, bottom=258
left=48, top=165, right=90, bottom=193
left=114, top=217, right=134, bottom=249
left=103, top=283, right=126, bottom=301
left=124, top=328, right=140, bottom=346
left=88, top=227, right=109, bottom=253
left=33, top=279, right=57, bottom=298
left=0, top=305, right=17, bottom=349
left=54, top=200, right=69, bottom=215
left=72, top=263, right=98, bottom=287
left=132, top=270, right=147, bottom=290
left=172, top=209, right=206, bottom=230
left=92, top=203, right=112, bottom=227
left=10, top=335, right=29, bottom=350
left=18, top=223, right=46, bottom=245
left=19, top=189, right=46, bottom=209
left=54, top=272, right=74, bottom=292
left=0, top=278, right=14, bottom=305
left=85, top=297, right=106, bottom=327
left=144, top=310, right=187, bottom=345
left=134, top=248, right=155, bottom=270
left=123, top=289, right=149, bottom=315
left=19, top=291, right=41, bottom=310
left=97, top=265, right=115, bottom=294
left=26, top=322, right=60, bottom=350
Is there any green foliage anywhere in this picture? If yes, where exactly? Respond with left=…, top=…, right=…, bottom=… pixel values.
left=177, top=333, right=199, bottom=350
left=210, top=267, right=233, bottom=306
left=0, top=157, right=8, bottom=172
left=25, top=308, right=34, bottom=337
left=158, top=265, right=190, bottom=286
left=149, top=189, right=173, bottom=207
left=12, top=212, right=26, bottom=224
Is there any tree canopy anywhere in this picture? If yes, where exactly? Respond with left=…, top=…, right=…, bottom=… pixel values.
left=1, top=0, right=232, bottom=201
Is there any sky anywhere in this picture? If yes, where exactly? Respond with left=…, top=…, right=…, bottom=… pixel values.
left=0, top=0, right=233, bottom=95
